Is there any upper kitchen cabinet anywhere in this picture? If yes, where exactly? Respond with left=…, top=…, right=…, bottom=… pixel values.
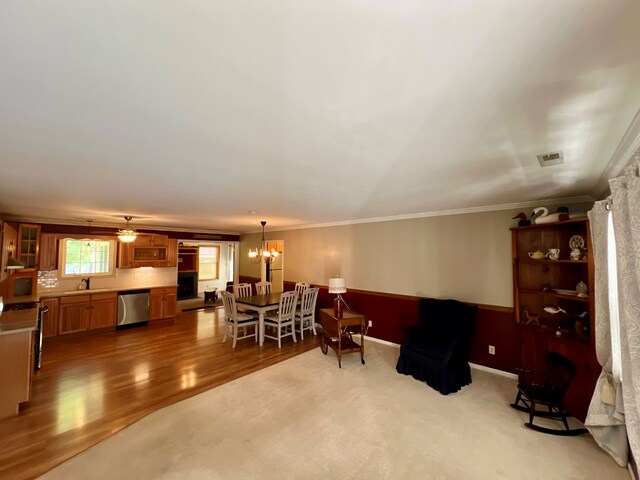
left=166, top=239, right=178, bottom=268
left=1, top=221, right=18, bottom=283
left=118, top=234, right=171, bottom=268
left=17, top=224, right=40, bottom=271
left=39, top=233, right=59, bottom=271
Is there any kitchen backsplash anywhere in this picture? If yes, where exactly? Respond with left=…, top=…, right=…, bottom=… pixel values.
left=38, top=267, right=178, bottom=294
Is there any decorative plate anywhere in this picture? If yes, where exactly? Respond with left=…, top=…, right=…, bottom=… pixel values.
left=569, top=235, right=585, bottom=250
left=553, top=289, right=578, bottom=295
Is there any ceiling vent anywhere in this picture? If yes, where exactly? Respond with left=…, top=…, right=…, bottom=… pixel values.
left=537, top=151, right=564, bottom=167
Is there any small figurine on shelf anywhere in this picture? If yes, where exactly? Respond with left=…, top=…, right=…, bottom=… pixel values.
left=512, top=212, right=531, bottom=227
left=574, top=320, right=589, bottom=341
left=531, top=207, right=570, bottom=224
left=523, top=307, right=540, bottom=326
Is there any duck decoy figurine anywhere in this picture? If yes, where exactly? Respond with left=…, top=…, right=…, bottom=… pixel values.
left=531, top=207, right=570, bottom=224
left=512, top=212, right=531, bottom=226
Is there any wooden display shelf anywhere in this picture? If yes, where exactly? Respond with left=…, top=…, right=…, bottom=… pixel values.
left=518, top=258, right=588, bottom=264
left=510, top=218, right=589, bottom=230
left=519, top=289, right=590, bottom=302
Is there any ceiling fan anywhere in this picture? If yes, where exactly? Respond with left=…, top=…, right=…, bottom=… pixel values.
left=116, top=216, right=138, bottom=243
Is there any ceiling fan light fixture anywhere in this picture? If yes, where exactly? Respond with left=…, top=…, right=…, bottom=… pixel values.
left=117, top=216, right=138, bottom=243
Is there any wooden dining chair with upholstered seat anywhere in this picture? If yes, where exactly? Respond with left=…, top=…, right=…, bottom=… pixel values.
left=255, top=281, right=272, bottom=295
left=221, top=291, right=258, bottom=348
left=295, top=287, right=319, bottom=340
left=263, top=291, right=298, bottom=348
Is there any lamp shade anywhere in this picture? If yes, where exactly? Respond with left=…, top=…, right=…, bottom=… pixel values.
left=328, top=277, right=346, bottom=294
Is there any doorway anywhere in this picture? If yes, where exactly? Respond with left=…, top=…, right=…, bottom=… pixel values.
left=263, top=240, right=283, bottom=293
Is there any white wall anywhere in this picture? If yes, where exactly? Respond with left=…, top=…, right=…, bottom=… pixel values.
left=239, top=203, right=593, bottom=308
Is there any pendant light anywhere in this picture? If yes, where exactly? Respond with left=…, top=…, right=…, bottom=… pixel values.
left=248, top=221, right=280, bottom=264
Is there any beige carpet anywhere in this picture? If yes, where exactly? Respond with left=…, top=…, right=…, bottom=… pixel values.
left=40, top=341, right=626, bottom=480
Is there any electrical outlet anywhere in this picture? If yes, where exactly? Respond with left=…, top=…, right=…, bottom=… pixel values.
left=488, top=345, right=496, bottom=355
left=368, top=320, right=372, bottom=328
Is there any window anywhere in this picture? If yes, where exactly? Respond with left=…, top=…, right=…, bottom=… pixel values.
left=199, top=246, right=220, bottom=280
left=60, top=238, right=116, bottom=277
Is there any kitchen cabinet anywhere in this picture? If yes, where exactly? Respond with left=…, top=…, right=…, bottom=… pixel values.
left=41, top=297, right=60, bottom=337
left=58, top=292, right=117, bottom=334
left=39, top=234, right=58, bottom=271
left=0, top=329, right=34, bottom=419
left=166, top=238, right=178, bottom=268
left=134, top=234, right=168, bottom=247
left=88, top=292, right=117, bottom=330
left=59, top=295, right=91, bottom=334
left=17, top=223, right=40, bottom=271
left=1, top=221, right=18, bottom=283
left=150, top=287, right=177, bottom=321
left=118, top=234, right=171, bottom=268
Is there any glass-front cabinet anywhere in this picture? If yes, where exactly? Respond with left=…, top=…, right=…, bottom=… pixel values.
left=17, top=223, right=40, bottom=271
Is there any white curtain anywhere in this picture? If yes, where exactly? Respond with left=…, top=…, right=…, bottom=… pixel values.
left=586, top=161, right=640, bottom=466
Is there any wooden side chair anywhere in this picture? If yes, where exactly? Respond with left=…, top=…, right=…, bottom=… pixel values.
left=220, top=291, right=258, bottom=348
left=255, top=281, right=272, bottom=295
left=294, top=282, right=310, bottom=294
left=264, top=291, right=298, bottom=348
left=295, top=287, right=319, bottom=340
left=510, top=351, right=588, bottom=436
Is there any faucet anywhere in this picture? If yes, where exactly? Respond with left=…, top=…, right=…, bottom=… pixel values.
left=81, top=277, right=91, bottom=290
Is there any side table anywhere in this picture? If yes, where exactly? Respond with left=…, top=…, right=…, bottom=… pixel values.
left=318, top=308, right=365, bottom=368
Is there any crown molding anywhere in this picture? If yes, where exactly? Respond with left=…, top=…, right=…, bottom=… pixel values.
left=593, top=106, right=640, bottom=199
left=0, top=214, right=240, bottom=236
left=260, top=195, right=594, bottom=233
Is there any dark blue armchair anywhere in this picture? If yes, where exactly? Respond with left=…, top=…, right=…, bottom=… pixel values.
left=396, top=298, right=477, bottom=395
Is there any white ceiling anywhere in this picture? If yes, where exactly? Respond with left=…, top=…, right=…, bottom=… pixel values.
left=1, top=1, right=639, bottom=234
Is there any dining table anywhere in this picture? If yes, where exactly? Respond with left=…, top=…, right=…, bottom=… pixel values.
left=235, top=292, right=283, bottom=346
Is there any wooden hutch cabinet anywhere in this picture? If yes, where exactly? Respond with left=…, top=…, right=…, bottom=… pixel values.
left=511, top=218, right=598, bottom=421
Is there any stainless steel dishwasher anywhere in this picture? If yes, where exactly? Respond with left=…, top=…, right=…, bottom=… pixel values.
left=117, top=290, right=150, bottom=327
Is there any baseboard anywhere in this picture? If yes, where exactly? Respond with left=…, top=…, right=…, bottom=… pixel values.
left=469, top=362, right=518, bottom=379
left=363, top=335, right=400, bottom=348
left=362, top=335, right=517, bottom=379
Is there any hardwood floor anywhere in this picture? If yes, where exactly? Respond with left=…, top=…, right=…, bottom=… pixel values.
left=0, top=308, right=320, bottom=480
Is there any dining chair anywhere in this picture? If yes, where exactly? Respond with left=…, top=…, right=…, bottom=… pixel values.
left=255, top=281, right=272, bottom=295
left=264, top=291, right=298, bottom=348
left=295, top=287, right=319, bottom=340
left=220, top=291, right=258, bottom=348
left=294, top=282, right=310, bottom=294
left=233, top=283, right=253, bottom=314
left=234, top=283, right=252, bottom=298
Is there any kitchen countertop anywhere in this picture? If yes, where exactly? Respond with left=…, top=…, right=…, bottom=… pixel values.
left=37, top=284, right=178, bottom=299
left=0, top=307, right=38, bottom=335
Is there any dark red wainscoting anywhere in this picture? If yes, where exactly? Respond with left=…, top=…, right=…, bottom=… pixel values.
left=243, top=277, right=519, bottom=374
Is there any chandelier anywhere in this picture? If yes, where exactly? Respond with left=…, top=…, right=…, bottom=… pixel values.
left=249, top=221, right=279, bottom=264
left=117, top=216, right=138, bottom=243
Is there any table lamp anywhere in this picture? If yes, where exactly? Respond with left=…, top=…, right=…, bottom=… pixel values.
left=328, top=276, right=347, bottom=318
